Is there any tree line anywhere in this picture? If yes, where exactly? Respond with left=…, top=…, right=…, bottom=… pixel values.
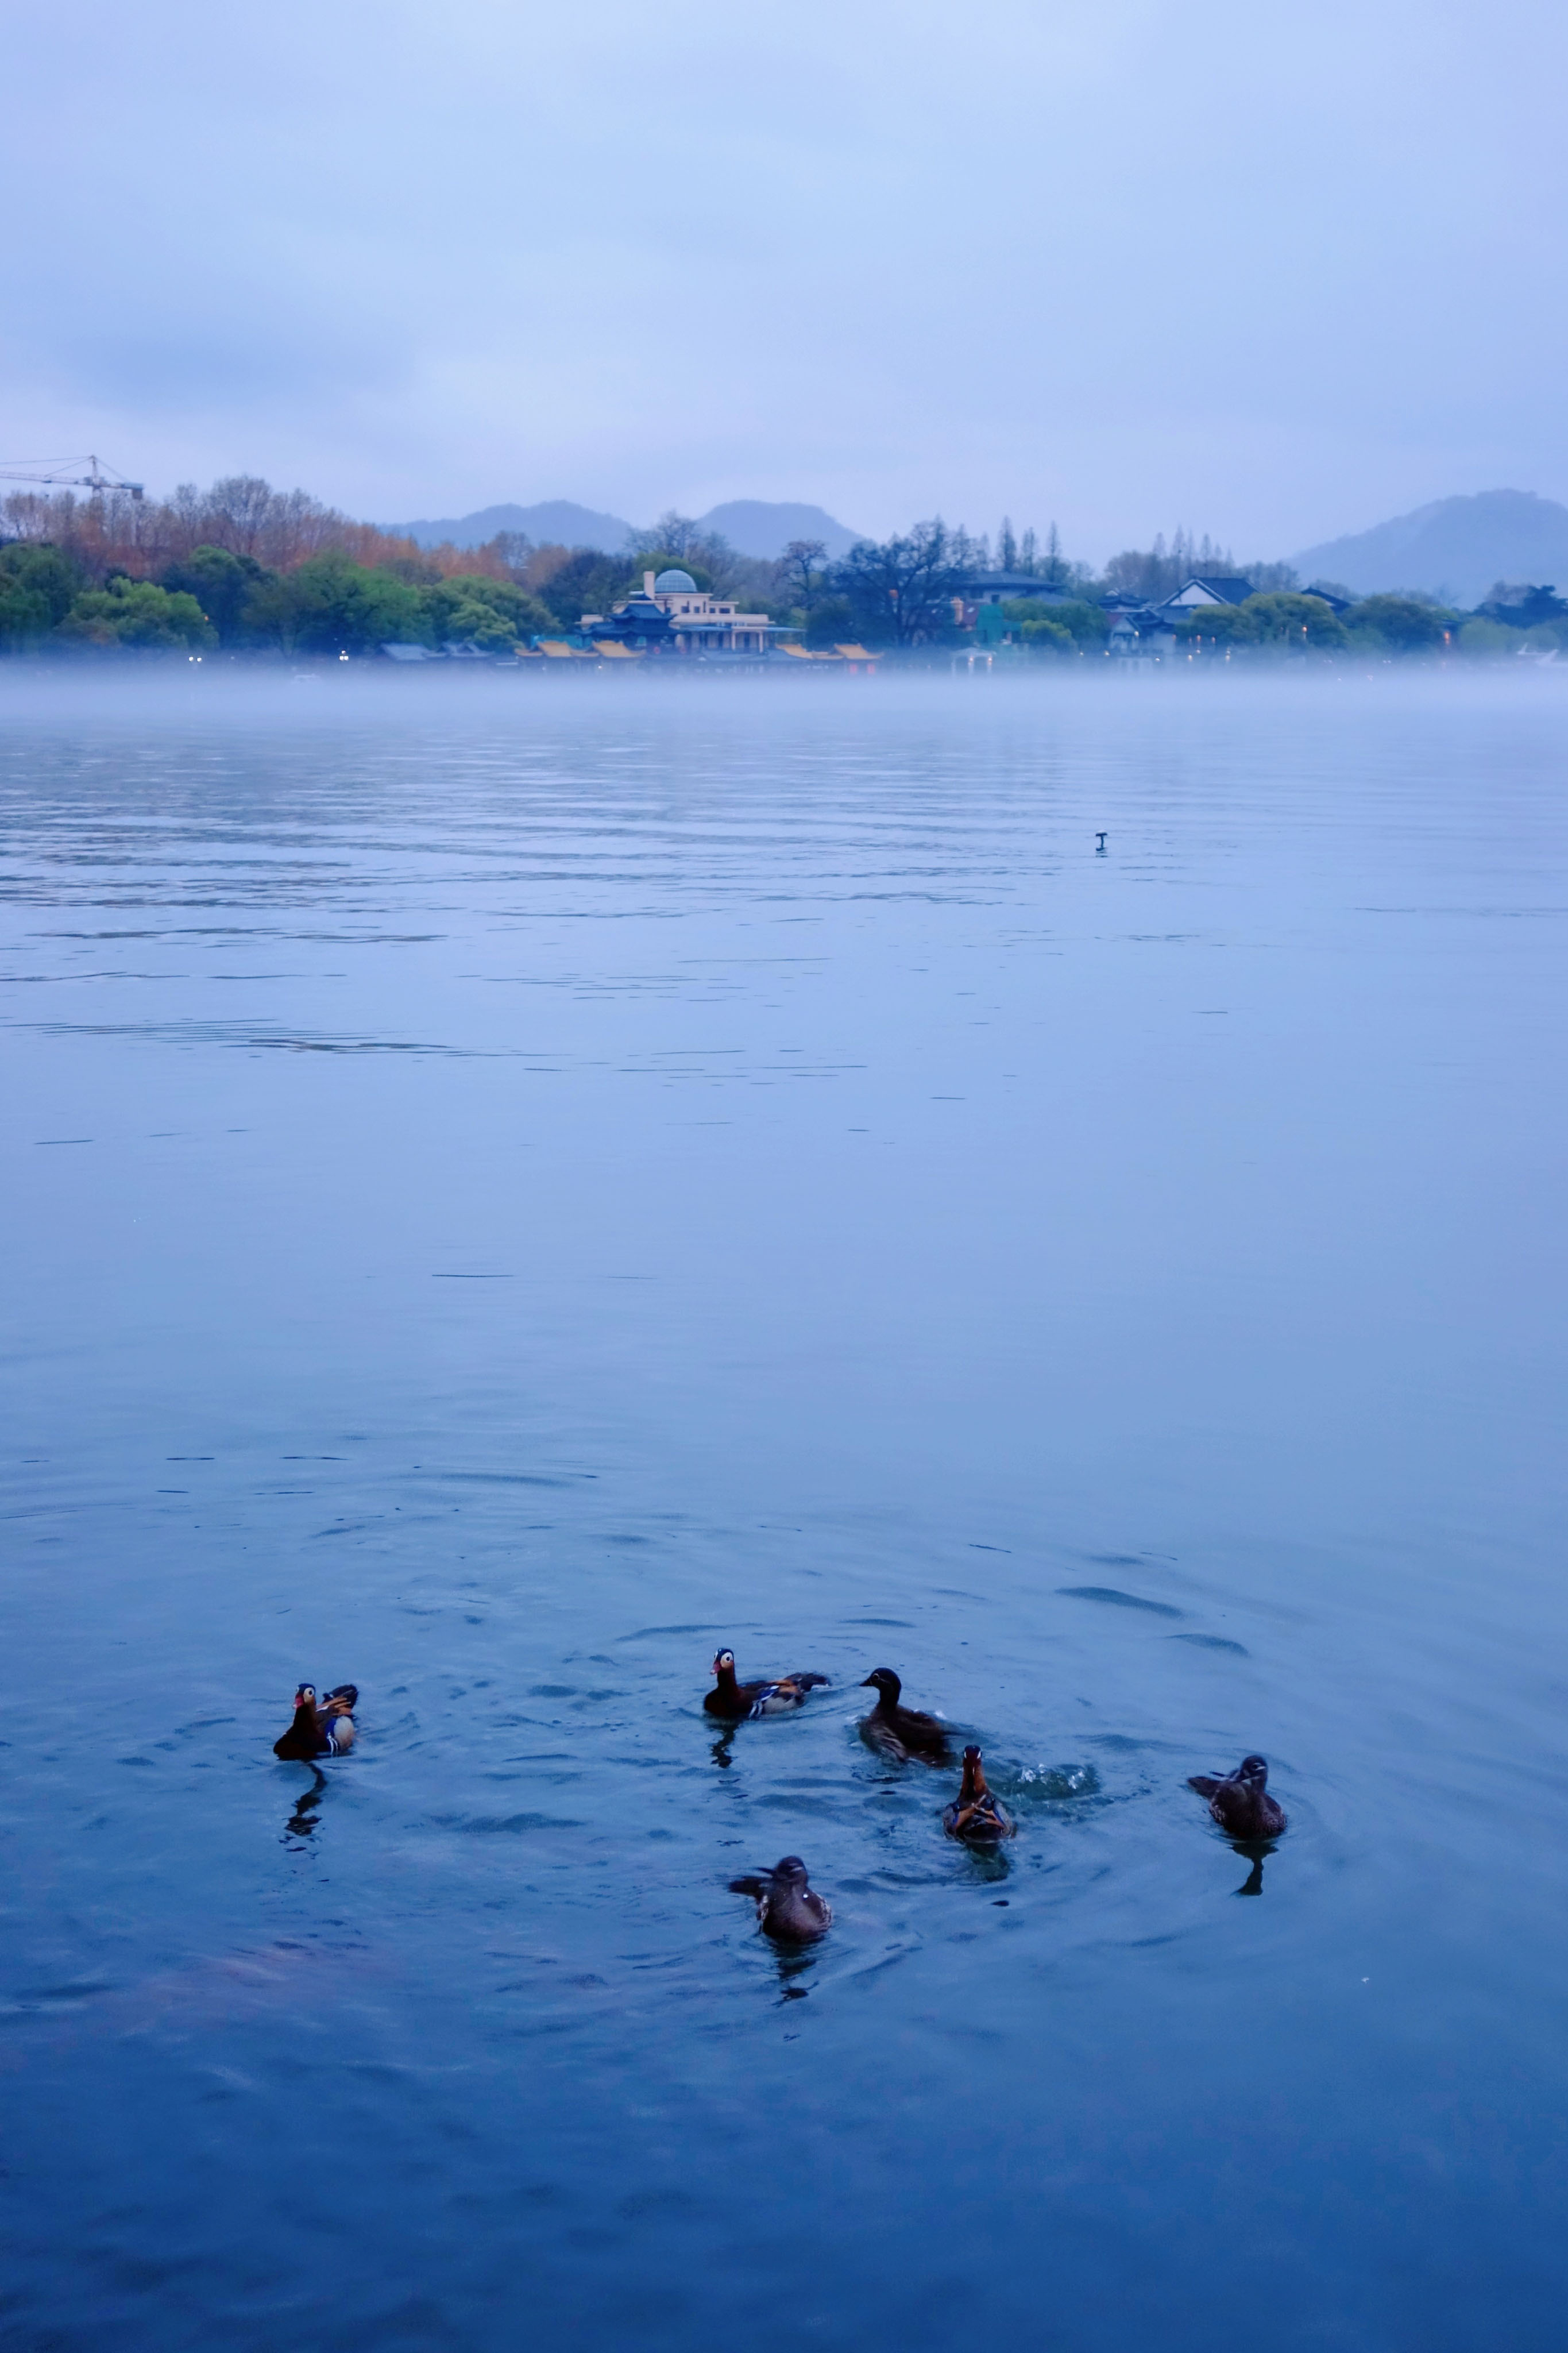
left=1, top=477, right=1561, bottom=657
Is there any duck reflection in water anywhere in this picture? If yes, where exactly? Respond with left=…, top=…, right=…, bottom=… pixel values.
left=283, top=1766, right=327, bottom=1845
left=774, top=1946, right=817, bottom=2001
left=1233, top=1845, right=1270, bottom=1896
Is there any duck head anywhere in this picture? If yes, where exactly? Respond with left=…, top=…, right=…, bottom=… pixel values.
left=293, top=1684, right=318, bottom=1713
left=1235, top=1754, right=1269, bottom=1788
left=771, top=1856, right=810, bottom=1888
left=960, top=1743, right=987, bottom=1800
left=712, top=1648, right=736, bottom=1677
left=860, top=1668, right=902, bottom=1704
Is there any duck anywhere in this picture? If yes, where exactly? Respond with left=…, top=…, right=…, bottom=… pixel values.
left=273, top=1683, right=357, bottom=1762
left=858, top=1668, right=952, bottom=1764
left=318, top=1684, right=357, bottom=1751
left=728, top=1856, right=832, bottom=1943
left=1187, top=1753, right=1285, bottom=1838
left=705, top=1648, right=828, bottom=1721
left=942, top=1745, right=1015, bottom=1843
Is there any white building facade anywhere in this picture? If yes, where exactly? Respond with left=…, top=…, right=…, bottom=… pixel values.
left=643, top=569, right=776, bottom=654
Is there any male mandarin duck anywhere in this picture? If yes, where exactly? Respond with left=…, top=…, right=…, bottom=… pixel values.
left=705, top=1648, right=828, bottom=1721
left=273, top=1683, right=357, bottom=1761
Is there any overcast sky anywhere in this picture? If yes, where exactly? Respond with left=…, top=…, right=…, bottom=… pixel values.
left=4, top=1, right=1563, bottom=558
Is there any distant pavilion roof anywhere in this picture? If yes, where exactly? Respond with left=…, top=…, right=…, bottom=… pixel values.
left=961, top=572, right=1072, bottom=604
left=1163, top=576, right=1254, bottom=608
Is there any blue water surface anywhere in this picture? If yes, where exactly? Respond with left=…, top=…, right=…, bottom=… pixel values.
left=2, top=670, right=1566, bottom=2351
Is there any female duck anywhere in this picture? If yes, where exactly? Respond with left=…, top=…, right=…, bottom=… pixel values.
left=943, top=1745, right=1015, bottom=1843
left=705, top=1648, right=828, bottom=1721
left=273, top=1683, right=357, bottom=1762
left=728, top=1856, right=832, bottom=1943
left=858, top=1668, right=952, bottom=1764
left=1187, top=1753, right=1285, bottom=1838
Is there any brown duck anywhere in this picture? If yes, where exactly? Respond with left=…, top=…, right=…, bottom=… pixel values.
left=1188, top=1754, right=1285, bottom=1838
left=858, top=1668, right=952, bottom=1764
left=942, top=1745, right=1015, bottom=1843
left=728, top=1856, right=832, bottom=1942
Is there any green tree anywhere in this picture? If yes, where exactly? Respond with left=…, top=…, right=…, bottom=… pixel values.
left=1175, top=604, right=1259, bottom=649
left=1023, top=598, right=1109, bottom=647
left=1179, top=593, right=1345, bottom=652
left=536, top=550, right=636, bottom=627
left=804, top=595, right=855, bottom=649
left=161, top=545, right=272, bottom=645
left=1346, top=594, right=1454, bottom=653
left=420, top=574, right=554, bottom=648
left=245, top=553, right=425, bottom=653
left=1243, top=592, right=1346, bottom=647
left=1457, top=617, right=1522, bottom=657
left=1002, top=596, right=1084, bottom=631
left=240, top=573, right=307, bottom=652
left=443, top=600, right=517, bottom=651
left=1477, top=583, right=1566, bottom=624
left=57, top=578, right=215, bottom=649
left=0, top=543, right=82, bottom=645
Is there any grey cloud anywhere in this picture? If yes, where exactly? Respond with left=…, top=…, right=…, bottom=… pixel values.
left=2, top=0, right=1565, bottom=554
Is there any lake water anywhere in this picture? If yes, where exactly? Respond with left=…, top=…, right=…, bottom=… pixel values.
left=3, top=670, right=1566, bottom=2352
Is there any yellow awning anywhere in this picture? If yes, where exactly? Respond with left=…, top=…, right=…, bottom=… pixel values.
left=834, top=645, right=880, bottom=660
left=592, top=641, right=644, bottom=658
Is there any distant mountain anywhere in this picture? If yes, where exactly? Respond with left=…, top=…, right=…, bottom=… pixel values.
left=385, top=495, right=864, bottom=560
left=693, top=501, right=864, bottom=558
left=391, top=500, right=638, bottom=551
left=1293, top=489, right=1568, bottom=608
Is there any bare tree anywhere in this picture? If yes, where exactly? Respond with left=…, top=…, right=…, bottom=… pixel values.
left=631, top=512, right=742, bottom=596
left=834, top=518, right=972, bottom=646
left=642, top=511, right=701, bottom=561
left=490, top=531, right=534, bottom=578
left=201, top=476, right=279, bottom=557
left=781, top=538, right=829, bottom=611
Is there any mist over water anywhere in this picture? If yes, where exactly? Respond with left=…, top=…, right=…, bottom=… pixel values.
left=3, top=672, right=1566, bottom=2351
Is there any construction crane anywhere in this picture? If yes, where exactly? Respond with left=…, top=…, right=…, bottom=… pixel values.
left=0, top=455, right=144, bottom=499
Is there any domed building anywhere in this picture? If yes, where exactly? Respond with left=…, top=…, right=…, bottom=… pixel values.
left=586, top=569, right=791, bottom=657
